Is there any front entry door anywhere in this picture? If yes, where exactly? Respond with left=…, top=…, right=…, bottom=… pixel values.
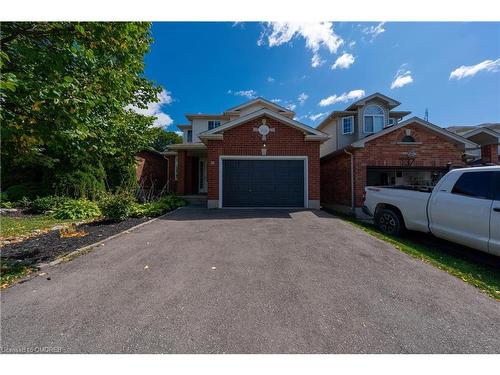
left=198, top=158, right=208, bottom=193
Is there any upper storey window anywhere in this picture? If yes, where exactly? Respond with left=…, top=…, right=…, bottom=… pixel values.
left=208, top=120, right=221, bottom=130
left=187, top=130, right=193, bottom=143
left=363, top=105, right=385, bottom=134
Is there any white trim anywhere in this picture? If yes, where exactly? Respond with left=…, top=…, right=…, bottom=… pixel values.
left=352, top=116, right=479, bottom=149
left=341, top=116, right=354, bottom=135
left=218, top=155, right=308, bottom=209
left=199, top=108, right=329, bottom=141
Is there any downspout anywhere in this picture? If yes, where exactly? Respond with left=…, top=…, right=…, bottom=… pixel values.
left=344, top=149, right=355, bottom=214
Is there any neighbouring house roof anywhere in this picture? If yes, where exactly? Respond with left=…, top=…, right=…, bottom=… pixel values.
left=461, top=127, right=500, bottom=138
left=345, top=92, right=401, bottom=111
left=198, top=108, right=329, bottom=143
left=223, top=97, right=295, bottom=117
left=137, top=149, right=167, bottom=159
left=350, top=116, right=478, bottom=149
left=177, top=124, right=192, bottom=129
left=185, top=114, right=231, bottom=121
left=446, top=123, right=500, bottom=135
left=168, top=143, right=207, bottom=150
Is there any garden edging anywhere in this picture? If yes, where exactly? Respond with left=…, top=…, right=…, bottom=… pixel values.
left=38, top=207, right=182, bottom=269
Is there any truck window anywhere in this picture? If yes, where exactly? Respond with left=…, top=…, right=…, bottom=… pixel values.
left=451, top=171, right=494, bottom=200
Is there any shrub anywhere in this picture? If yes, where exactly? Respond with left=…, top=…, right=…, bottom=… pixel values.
left=53, top=199, right=101, bottom=220
left=131, top=195, right=187, bottom=218
left=31, top=196, right=69, bottom=214
left=99, top=193, right=136, bottom=221
left=3, top=183, right=41, bottom=201
left=52, top=165, right=106, bottom=200
left=17, top=197, right=32, bottom=209
left=1, top=201, right=15, bottom=209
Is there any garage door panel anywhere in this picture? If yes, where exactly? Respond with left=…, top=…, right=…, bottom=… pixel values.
left=222, top=159, right=305, bottom=207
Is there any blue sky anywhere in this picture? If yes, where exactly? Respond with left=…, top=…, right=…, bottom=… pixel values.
left=143, top=22, right=500, bottom=132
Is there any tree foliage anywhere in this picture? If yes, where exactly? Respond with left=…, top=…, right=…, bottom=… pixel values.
left=0, top=22, right=161, bottom=196
left=149, top=128, right=182, bottom=152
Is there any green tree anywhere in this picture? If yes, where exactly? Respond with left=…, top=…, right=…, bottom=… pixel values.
left=149, top=128, right=182, bottom=152
left=0, top=22, right=161, bottom=196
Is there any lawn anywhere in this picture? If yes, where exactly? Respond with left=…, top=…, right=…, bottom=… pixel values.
left=0, top=215, right=75, bottom=239
left=326, top=210, right=500, bottom=300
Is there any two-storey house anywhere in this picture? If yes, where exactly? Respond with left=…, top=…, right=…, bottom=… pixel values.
left=318, top=93, right=478, bottom=216
left=166, top=98, right=329, bottom=208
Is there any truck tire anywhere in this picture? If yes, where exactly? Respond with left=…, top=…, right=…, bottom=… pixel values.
left=375, top=208, right=403, bottom=236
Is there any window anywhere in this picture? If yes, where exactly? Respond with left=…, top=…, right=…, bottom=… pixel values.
left=187, top=130, right=193, bottom=143
left=342, top=116, right=353, bottom=134
left=401, top=135, right=416, bottom=143
left=363, top=105, right=385, bottom=134
left=451, top=171, right=494, bottom=200
left=208, top=120, right=221, bottom=130
left=388, top=118, right=396, bottom=126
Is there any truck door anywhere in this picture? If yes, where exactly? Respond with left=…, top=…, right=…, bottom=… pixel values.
left=429, top=171, right=494, bottom=252
left=489, top=171, right=500, bottom=256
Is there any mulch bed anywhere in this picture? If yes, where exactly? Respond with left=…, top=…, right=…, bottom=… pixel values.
left=0, top=217, right=151, bottom=267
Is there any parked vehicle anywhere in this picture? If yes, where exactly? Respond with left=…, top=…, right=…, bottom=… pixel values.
left=363, top=166, right=500, bottom=256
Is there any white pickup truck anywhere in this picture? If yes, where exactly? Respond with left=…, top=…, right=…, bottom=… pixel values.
left=363, top=166, right=500, bottom=256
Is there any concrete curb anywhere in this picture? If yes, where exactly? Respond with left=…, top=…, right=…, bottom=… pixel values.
left=37, top=207, right=182, bottom=269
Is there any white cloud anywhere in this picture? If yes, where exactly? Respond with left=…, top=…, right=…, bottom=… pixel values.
left=267, top=76, right=275, bottom=83
left=258, top=22, right=344, bottom=68
left=308, top=112, right=328, bottom=121
left=174, top=130, right=183, bottom=136
left=298, top=92, right=308, bottom=105
left=270, top=98, right=282, bottom=103
left=228, top=89, right=258, bottom=99
left=391, top=66, right=414, bottom=89
left=285, top=103, right=297, bottom=111
left=362, top=22, right=386, bottom=41
left=348, top=41, right=356, bottom=48
left=449, top=58, right=500, bottom=80
left=319, top=89, right=365, bottom=107
left=332, top=53, right=355, bottom=69
left=128, top=89, right=173, bottom=128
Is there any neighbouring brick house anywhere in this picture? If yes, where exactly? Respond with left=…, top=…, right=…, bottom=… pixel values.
left=318, top=93, right=480, bottom=216
left=165, top=98, right=329, bottom=208
left=135, top=150, right=172, bottom=195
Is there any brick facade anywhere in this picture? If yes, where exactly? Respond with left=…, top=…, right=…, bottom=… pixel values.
left=207, top=115, right=321, bottom=204
left=321, top=122, right=467, bottom=208
left=135, top=151, right=168, bottom=193
left=481, top=144, right=499, bottom=165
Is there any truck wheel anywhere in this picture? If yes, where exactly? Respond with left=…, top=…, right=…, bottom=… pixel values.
left=375, top=209, right=403, bottom=236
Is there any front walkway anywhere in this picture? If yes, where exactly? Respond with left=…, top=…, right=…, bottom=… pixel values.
left=1, top=207, right=499, bottom=353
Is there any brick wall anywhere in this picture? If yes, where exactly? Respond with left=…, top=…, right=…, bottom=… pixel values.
left=207, top=115, right=321, bottom=202
left=320, top=122, right=466, bottom=208
left=135, top=151, right=168, bottom=192
left=320, top=151, right=351, bottom=206
left=481, top=144, right=499, bottom=164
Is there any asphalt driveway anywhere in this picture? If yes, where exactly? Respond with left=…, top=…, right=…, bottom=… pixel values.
left=1, top=207, right=499, bottom=353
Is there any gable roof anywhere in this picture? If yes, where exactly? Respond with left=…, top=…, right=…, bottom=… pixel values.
left=350, top=116, right=478, bottom=148
left=345, top=92, right=401, bottom=111
left=223, top=97, right=295, bottom=116
left=462, top=126, right=500, bottom=139
left=198, top=108, right=329, bottom=143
